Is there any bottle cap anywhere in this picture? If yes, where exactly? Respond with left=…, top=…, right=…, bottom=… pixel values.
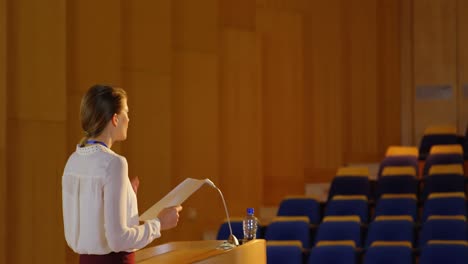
left=247, top=208, right=254, bottom=215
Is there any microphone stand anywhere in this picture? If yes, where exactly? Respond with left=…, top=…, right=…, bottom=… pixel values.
left=205, top=179, right=239, bottom=250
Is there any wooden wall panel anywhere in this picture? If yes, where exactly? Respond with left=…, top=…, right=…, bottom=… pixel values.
left=458, top=0, right=468, bottom=132
left=220, top=29, right=263, bottom=216
left=343, top=0, right=379, bottom=161
left=400, top=0, right=414, bottom=145
left=122, top=0, right=172, bottom=74
left=304, top=0, right=345, bottom=182
left=220, top=0, right=255, bottom=30
left=7, top=0, right=67, bottom=263
left=256, top=10, right=304, bottom=205
left=66, top=0, right=122, bottom=152
left=8, top=0, right=66, bottom=122
left=0, top=0, right=5, bottom=261
left=67, top=0, right=122, bottom=92
left=413, top=0, right=457, bottom=141
left=304, top=0, right=402, bottom=181
left=171, top=52, right=223, bottom=240
left=8, top=121, right=67, bottom=264
left=124, top=73, right=172, bottom=221
left=121, top=0, right=174, bottom=246
left=170, top=0, right=223, bottom=241
left=376, top=0, right=402, bottom=156
left=172, top=0, right=219, bottom=53
left=255, top=0, right=311, bottom=14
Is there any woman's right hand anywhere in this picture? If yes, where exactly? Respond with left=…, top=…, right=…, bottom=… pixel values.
left=157, top=205, right=183, bottom=231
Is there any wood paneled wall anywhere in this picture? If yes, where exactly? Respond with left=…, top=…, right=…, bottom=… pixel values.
left=220, top=28, right=263, bottom=216
left=121, top=0, right=174, bottom=245
left=400, top=0, right=414, bottom=145
left=171, top=0, right=223, bottom=241
left=67, top=0, right=123, bottom=153
left=459, top=0, right=468, bottom=132
left=0, top=0, right=6, bottom=262
left=257, top=5, right=305, bottom=205
left=410, top=0, right=468, bottom=141
left=6, top=0, right=66, bottom=263
left=304, top=0, right=402, bottom=181
left=3, top=0, right=468, bottom=263
left=413, top=0, right=458, bottom=141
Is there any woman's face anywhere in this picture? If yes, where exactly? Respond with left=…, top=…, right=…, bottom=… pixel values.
left=115, top=98, right=130, bottom=141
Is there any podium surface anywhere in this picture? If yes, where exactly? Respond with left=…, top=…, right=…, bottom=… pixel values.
left=136, top=239, right=266, bottom=264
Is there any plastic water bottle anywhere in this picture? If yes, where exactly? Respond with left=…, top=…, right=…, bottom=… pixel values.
left=242, top=208, right=258, bottom=242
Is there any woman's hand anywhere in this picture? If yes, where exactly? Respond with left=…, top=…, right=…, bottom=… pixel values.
left=158, top=205, right=183, bottom=231
left=131, top=176, right=139, bottom=194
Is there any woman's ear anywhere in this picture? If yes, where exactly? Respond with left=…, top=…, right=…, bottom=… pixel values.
left=111, top=113, right=119, bottom=127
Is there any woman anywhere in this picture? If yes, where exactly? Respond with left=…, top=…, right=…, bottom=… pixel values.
left=62, top=84, right=182, bottom=264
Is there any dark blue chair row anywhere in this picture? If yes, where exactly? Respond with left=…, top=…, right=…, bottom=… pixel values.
left=266, top=240, right=468, bottom=264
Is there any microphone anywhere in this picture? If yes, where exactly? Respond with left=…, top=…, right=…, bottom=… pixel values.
left=204, top=179, right=239, bottom=249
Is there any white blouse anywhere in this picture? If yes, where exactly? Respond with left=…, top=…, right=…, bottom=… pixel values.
left=62, top=144, right=161, bottom=254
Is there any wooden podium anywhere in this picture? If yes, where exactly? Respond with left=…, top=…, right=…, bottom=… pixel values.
left=135, top=239, right=266, bottom=264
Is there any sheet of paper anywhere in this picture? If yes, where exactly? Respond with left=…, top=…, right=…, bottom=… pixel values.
left=139, top=178, right=213, bottom=221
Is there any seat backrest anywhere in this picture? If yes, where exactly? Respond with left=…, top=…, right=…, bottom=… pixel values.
left=363, top=241, right=413, bottom=264
left=266, top=241, right=303, bottom=264
left=377, top=156, right=419, bottom=179
left=325, top=195, right=368, bottom=223
left=265, top=216, right=310, bottom=248
left=422, top=165, right=465, bottom=199
left=308, top=241, right=356, bottom=264
left=374, top=194, right=418, bottom=221
left=419, top=125, right=458, bottom=160
left=315, top=216, right=362, bottom=248
left=420, top=240, right=468, bottom=264
left=376, top=167, right=418, bottom=198
left=419, top=215, right=467, bottom=247
left=365, top=216, right=414, bottom=248
left=422, top=192, right=466, bottom=222
left=423, top=153, right=464, bottom=176
left=277, top=196, right=321, bottom=225
left=328, top=169, right=370, bottom=200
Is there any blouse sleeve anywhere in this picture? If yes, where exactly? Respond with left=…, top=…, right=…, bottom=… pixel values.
left=103, top=156, right=161, bottom=252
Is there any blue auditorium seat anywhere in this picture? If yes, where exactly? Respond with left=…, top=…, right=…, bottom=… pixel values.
left=375, top=166, right=418, bottom=198
left=422, top=144, right=464, bottom=176
left=418, top=125, right=458, bottom=161
left=418, top=215, right=467, bottom=247
left=266, top=241, right=303, bottom=264
left=421, top=192, right=466, bottom=222
left=419, top=241, right=468, bottom=264
left=378, top=156, right=419, bottom=179
left=365, top=216, right=414, bottom=248
left=325, top=195, right=368, bottom=223
left=265, top=217, right=311, bottom=248
left=314, top=216, right=362, bottom=248
left=327, top=167, right=370, bottom=201
left=308, top=241, right=356, bottom=264
left=363, top=241, right=413, bottom=264
left=374, top=194, right=418, bottom=221
left=277, top=196, right=321, bottom=225
left=421, top=164, right=465, bottom=200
